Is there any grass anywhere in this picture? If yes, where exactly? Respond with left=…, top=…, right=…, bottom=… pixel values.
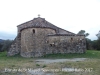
left=42, top=50, right=100, bottom=59
left=0, top=50, right=100, bottom=75
left=42, top=65, right=47, bottom=68
left=36, top=64, right=40, bottom=67
left=0, top=51, right=36, bottom=70
left=51, top=59, right=100, bottom=75
left=0, top=50, right=100, bottom=59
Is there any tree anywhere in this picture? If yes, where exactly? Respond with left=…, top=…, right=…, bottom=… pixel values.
left=91, top=40, right=97, bottom=50
left=1, top=40, right=13, bottom=52
left=86, top=38, right=94, bottom=50
left=77, top=30, right=85, bottom=35
left=77, top=30, right=89, bottom=37
left=95, top=31, right=100, bottom=50
left=0, top=43, right=3, bottom=51
left=96, top=31, right=100, bottom=39
left=77, top=30, right=90, bottom=50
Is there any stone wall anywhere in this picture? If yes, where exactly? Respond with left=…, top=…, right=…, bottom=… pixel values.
left=8, top=17, right=86, bottom=57
left=8, top=28, right=86, bottom=57
left=21, top=28, right=56, bottom=57
left=7, top=33, right=21, bottom=56
left=47, top=35, right=86, bottom=54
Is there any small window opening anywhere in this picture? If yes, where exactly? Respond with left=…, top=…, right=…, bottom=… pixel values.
left=50, top=44, right=52, bottom=47
left=71, top=38, right=73, bottom=41
left=33, top=29, right=35, bottom=34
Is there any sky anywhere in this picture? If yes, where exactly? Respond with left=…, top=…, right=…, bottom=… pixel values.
left=0, top=0, right=100, bottom=40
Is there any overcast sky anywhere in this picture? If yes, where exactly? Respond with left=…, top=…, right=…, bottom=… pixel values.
left=0, top=0, right=100, bottom=40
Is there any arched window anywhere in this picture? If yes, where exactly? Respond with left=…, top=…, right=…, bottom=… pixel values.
left=71, top=38, right=73, bottom=41
left=33, top=29, right=35, bottom=34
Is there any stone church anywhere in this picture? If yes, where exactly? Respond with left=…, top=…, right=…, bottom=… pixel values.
left=8, top=16, right=86, bottom=57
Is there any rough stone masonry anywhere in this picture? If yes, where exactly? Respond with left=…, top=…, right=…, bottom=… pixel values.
left=7, top=16, right=86, bottom=57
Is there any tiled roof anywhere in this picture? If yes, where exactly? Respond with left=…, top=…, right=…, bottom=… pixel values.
left=48, top=34, right=75, bottom=36
left=17, top=17, right=76, bottom=35
left=48, top=34, right=85, bottom=36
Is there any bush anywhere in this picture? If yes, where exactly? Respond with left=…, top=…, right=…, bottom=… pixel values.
left=0, top=40, right=13, bottom=52
left=0, top=43, right=3, bottom=52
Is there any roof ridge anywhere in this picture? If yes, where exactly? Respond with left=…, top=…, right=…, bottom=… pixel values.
left=17, top=17, right=76, bottom=35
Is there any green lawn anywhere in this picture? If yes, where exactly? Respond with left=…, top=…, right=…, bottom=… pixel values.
left=42, top=50, right=100, bottom=59
left=0, top=50, right=100, bottom=59
left=0, top=50, right=100, bottom=75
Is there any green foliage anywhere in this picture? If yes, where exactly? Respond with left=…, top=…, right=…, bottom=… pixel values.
left=96, top=39, right=100, bottom=50
left=77, top=30, right=89, bottom=37
left=36, top=64, right=40, bottom=66
left=86, top=38, right=93, bottom=50
left=85, top=38, right=100, bottom=50
left=91, top=31, right=100, bottom=50
left=77, top=30, right=85, bottom=35
left=1, top=40, right=13, bottom=51
left=85, top=33, right=89, bottom=37
left=42, top=65, right=47, bottom=68
left=0, top=43, right=3, bottom=51
left=92, top=40, right=98, bottom=49
left=77, top=30, right=90, bottom=50
left=96, top=31, right=100, bottom=39
left=77, top=30, right=100, bottom=50
left=0, top=39, right=13, bottom=52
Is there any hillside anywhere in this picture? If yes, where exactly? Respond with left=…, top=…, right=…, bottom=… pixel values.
left=0, top=39, right=4, bottom=43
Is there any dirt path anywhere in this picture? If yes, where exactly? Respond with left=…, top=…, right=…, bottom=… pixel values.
left=35, top=58, right=87, bottom=64
left=26, top=58, right=87, bottom=75
left=2, top=58, right=88, bottom=75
